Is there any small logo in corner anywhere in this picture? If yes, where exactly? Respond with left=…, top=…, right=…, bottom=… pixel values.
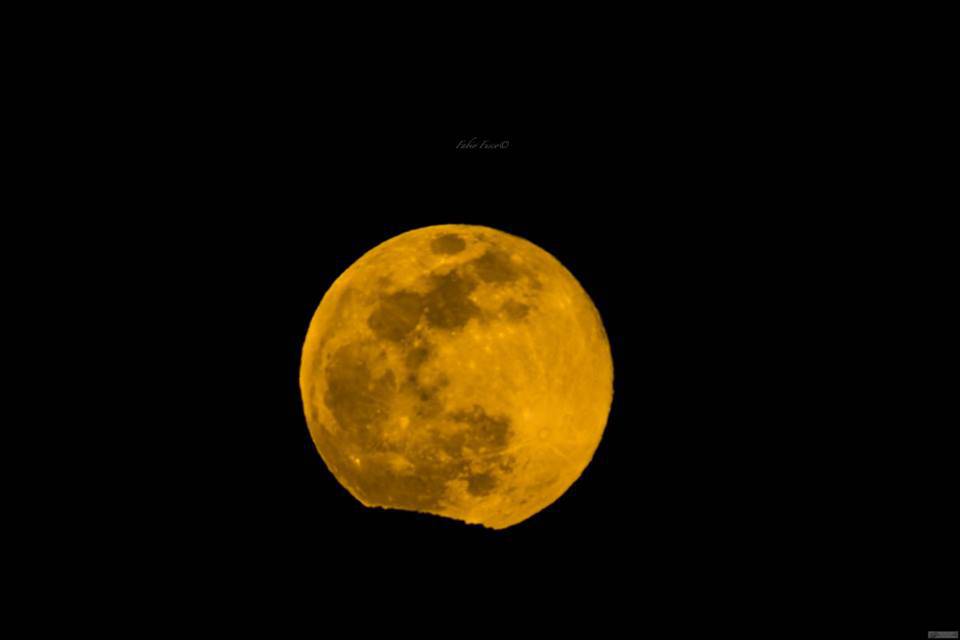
left=928, top=632, right=959, bottom=639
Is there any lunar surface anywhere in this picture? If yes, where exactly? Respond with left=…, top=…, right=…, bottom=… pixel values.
left=299, top=225, right=613, bottom=529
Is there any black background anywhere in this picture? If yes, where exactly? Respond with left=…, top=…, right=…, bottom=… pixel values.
left=37, top=16, right=955, bottom=636
left=137, top=120, right=955, bottom=637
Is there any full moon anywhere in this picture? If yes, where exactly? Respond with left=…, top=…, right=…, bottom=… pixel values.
left=299, top=225, right=613, bottom=529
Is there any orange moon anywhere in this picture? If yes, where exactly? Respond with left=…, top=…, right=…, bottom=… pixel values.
left=299, top=225, right=613, bottom=529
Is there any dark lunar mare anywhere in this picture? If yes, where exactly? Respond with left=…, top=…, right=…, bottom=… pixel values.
left=322, top=340, right=516, bottom=510
left=423, top=270, right=480, bottom=330
left=367, top=291, right=424, bottom=342
left=323, top=342, right=396, bottom=450
left=470, top=249, right=520, bottom=283
left=501, top=299, right=530, bottom=320
left=430, top=234, right=466, bottom=255
left=317, top=253, right=534, bottom=512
